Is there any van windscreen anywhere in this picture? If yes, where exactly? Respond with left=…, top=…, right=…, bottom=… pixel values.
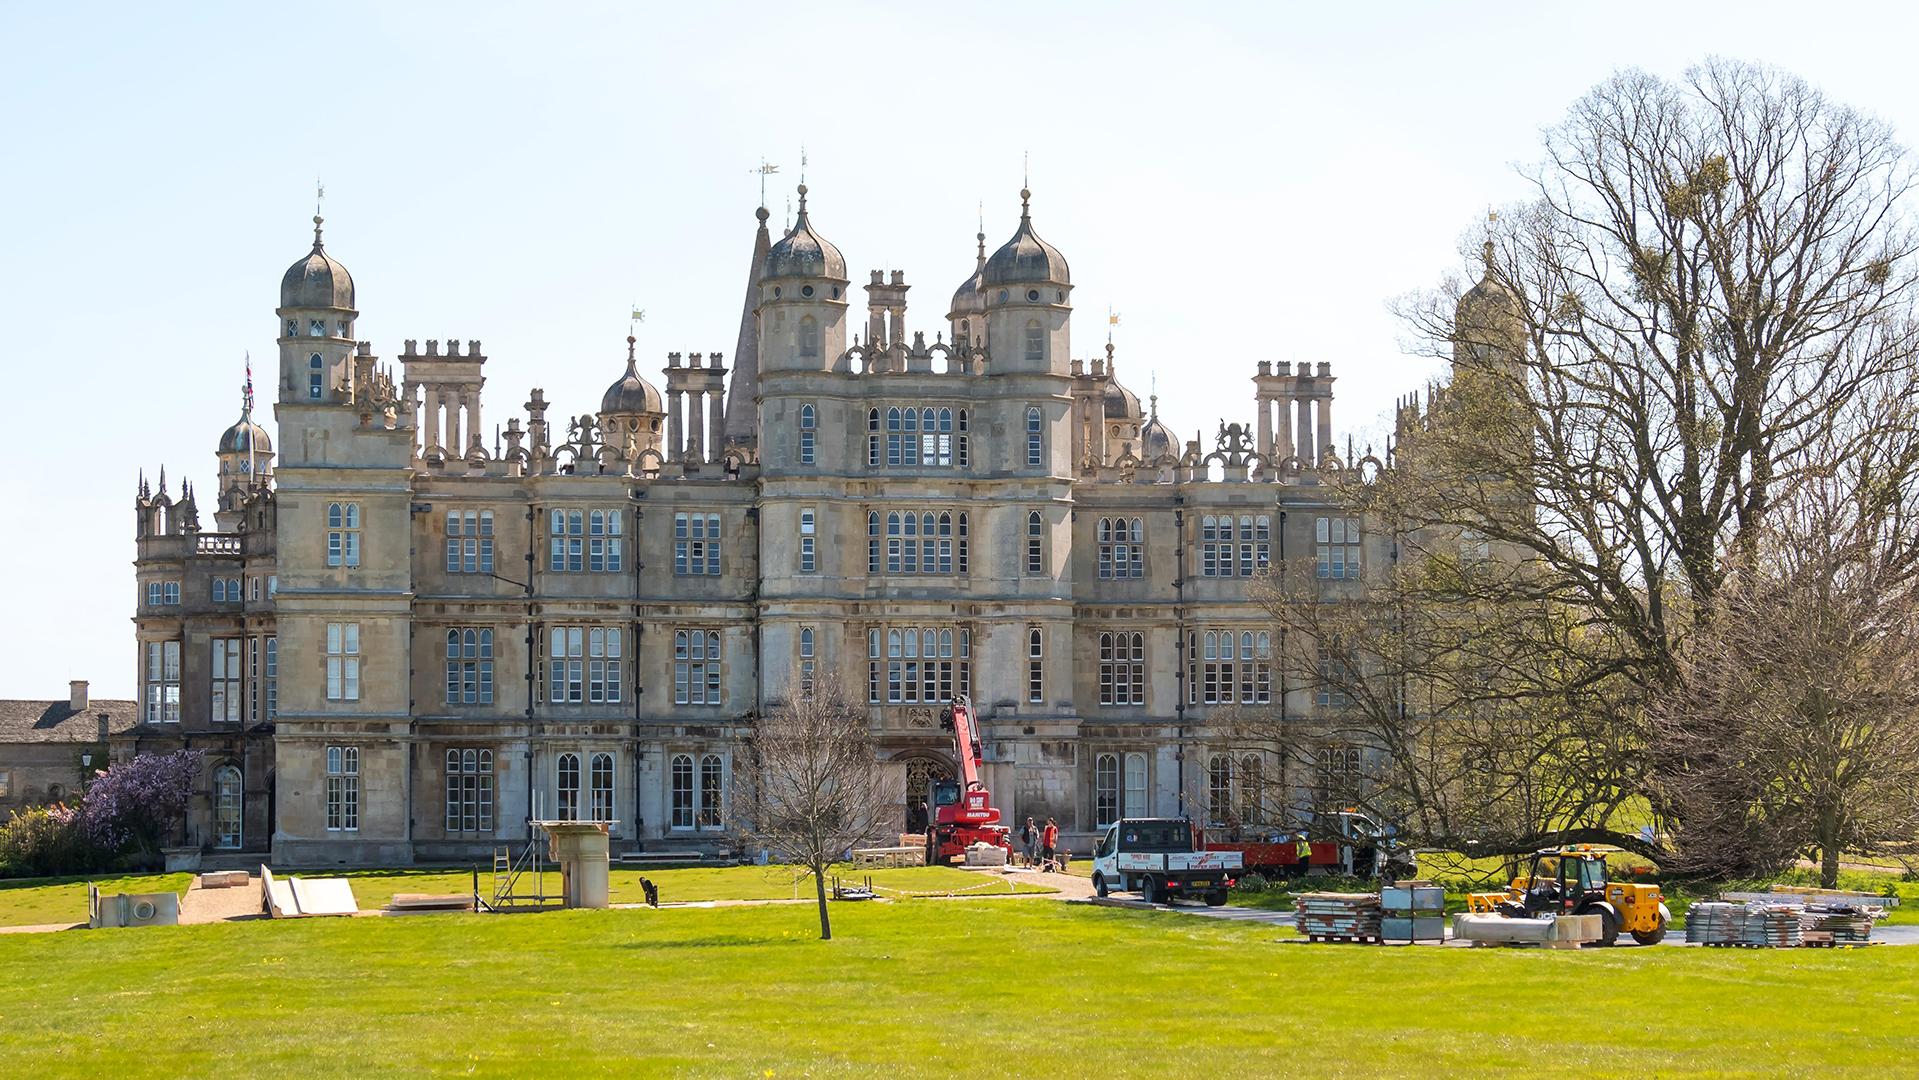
left=1119, top=822, right=1189, bottom=851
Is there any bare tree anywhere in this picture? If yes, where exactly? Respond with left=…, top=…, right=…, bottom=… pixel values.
left=1373, top=59, right=1919, bottom=863
left=1650, top=434, right=1919, bottom=885
left=1246, top=549, right=1655, bottom=861
left=732, top=668, right=889, bottom=940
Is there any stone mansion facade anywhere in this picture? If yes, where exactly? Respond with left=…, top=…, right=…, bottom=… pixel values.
left=130, top=186, right=1395, bottom=865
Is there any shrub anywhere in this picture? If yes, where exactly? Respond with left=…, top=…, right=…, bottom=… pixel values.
left=0, top=804, right=109, bottom=878
left=83, top=749, right=202, bottom=853
left=1233, top=872, right=1270, bottom=894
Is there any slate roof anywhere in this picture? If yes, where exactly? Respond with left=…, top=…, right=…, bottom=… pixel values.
left=0, top=700, right=140, bottom=744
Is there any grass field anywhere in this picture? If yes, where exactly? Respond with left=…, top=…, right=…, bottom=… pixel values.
left=0, top=866, right=1049, bottom=927
left=1, top=898, right=1915, bottom=1077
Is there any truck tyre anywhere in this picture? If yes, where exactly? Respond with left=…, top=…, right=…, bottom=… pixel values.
left=1205, top=890, right=1228, bottom=907
left=1585, top=907, right=1620, bottom=947
left=1632, top=916, right=1669, bottom=946
left=1140, top=878, right=1159, bottom=905
left=1094, top=873, right=1109, bottom=899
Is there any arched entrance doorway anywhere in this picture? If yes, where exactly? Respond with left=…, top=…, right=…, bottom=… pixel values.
left=902, top=756, right=951, bottom=834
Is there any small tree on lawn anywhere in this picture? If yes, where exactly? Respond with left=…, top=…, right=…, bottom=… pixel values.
left=84, top=749, right=203, bottom=855
left=734, top=667, right=888, bottom=940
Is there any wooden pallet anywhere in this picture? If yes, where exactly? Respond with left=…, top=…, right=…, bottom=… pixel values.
left=1307, top=933, right=1381, bottom=945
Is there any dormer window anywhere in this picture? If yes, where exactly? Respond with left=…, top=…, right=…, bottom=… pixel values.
left=309, top=320, right=325, bottom=337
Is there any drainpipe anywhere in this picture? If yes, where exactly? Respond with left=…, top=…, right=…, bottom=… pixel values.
left=1172, top=502, right=1186, bottom=819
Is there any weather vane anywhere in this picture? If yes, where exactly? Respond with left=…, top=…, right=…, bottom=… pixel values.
left=316, top=177, right=325, bottom=217
left=1108, top=308, right=1120, bottom=345
left=629, top=305, right=645, bottom=335
left=752, top=160, right=779, bottom=205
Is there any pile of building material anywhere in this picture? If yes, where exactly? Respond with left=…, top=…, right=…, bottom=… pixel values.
left=1294, top=892, right=1383, bottom=942
left=260, top=865, right=360, bottom=918
left=1380, top=882, right=1446, bottom=943
left=1453, top=912, right=1601, bottom=948
left=963, top=843, right=1007, bottom=867
left=382, top=894, right=475, bottom=914
left=198, top=870, right=250, bottom=889
left=1798, top=904, right=1876, bottom=944
left=1684, top=902, right=1803, bottom=947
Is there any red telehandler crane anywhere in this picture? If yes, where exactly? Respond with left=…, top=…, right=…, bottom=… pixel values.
left=924, top=695, right=1013, bottom=866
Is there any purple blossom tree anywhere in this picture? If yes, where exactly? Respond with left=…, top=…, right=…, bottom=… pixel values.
left=83, top=749, right=203, bottom=852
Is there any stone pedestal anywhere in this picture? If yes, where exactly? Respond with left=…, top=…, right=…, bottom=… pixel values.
left=539, top=822, right=612, bottom=909
left=162, top=846, right=202, bottom=873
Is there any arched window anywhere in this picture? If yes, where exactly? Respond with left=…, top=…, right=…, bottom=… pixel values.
left=1239, top=755, right=1264, bottom=827
left=867, top=511, right=881, bottom=574
left=1208, top=755, right=1232, bottom=827
left=698, top=755, right=724, bottom=828
left=213, top=765, right=242, bottom=849
left=1095, top=753, right=1119, bottom=828
left=590, top=753, right=615, bottom=822
left=1026, top=510, right=1044, bottom=575
left=309, top=319, right=325, bottom=337
left=556, top=753, right=581, bottom=821
left=799, top=316, right=820, bottom=359
left=1026, top=407, right=1043, bottom=467
left=799, top=627, right=815, bottom=697
left=308, top=353, right=324, bottom=400
left=1028, top=627, right=1044, bottom=703
left=798, top=403, right=816, bottom=464
left=671, top=754, right=694, bottom=829
left=1024, top=318, right=1044, bottom=362
left=957, top=409, right=970, bottom=467
left=868, top=408, right=881, bottom=466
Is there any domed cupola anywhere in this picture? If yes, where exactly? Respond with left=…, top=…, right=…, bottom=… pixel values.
left=947, top=232, right=989, bottom=346
left=602, top=337, right=665, bottom=416
left=761, top=185, right=847, bottom=283
left=218, top=417, right=273, bottom=455
left=983, top=189, right=1070, bottom=291
left=1139, top=394, right=1176, bottom=461
left=599, top=335, right=666, bottom=458
left=280, top=215, right=356, bottom=310
left=1104, top=379, right=1142, bottom=420
left=1453, top=239, right=1524, bottom=374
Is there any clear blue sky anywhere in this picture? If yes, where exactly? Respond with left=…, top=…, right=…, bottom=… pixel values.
left=4, top=1, right=1916, bottom=699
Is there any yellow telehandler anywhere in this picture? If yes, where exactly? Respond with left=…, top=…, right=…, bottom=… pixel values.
left=1466, top=844, right=1670, bottom=946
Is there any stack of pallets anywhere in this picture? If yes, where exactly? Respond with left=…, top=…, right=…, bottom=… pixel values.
left=1798, top=904, right=1877, bottom=945
left=1294, top=892, right=1383, bottom=943
left=1684, top=902, right=1804, bottom=947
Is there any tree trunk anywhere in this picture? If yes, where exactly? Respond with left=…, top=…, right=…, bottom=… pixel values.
left=1820, top=801, right=1842, bottom=890
left=813, top=865, right=833, bottom=940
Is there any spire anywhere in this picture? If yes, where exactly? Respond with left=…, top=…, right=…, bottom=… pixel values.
left=723, top=204, right=775, bottom=450
left=158, top=466, right=167, bottom=498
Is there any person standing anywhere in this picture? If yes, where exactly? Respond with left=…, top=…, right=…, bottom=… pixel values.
left=1041, top=818, right=1059, bottom=872
left=1021, top=817, right=1040, bottom=867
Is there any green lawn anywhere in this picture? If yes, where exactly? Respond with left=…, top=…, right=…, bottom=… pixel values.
left=0, top=866, right=1048, bottom=926
left=1, top=900, right=1915, bottom=1076
left=0, top=874, right=193, bottom=928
